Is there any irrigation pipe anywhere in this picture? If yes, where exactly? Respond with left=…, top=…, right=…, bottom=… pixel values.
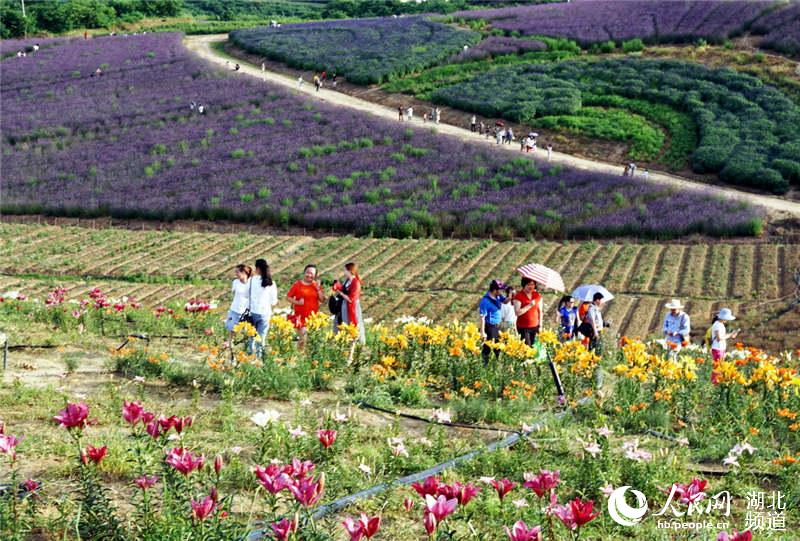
left=352, top=400, right=520, bottom=434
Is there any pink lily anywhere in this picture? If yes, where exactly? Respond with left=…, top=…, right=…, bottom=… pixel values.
left=504, top=520, right=542, bottom=541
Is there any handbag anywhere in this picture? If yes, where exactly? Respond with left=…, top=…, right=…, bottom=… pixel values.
left=238, top=279, right=254, bottom=324
left=329, top=279, right=347, bottom=315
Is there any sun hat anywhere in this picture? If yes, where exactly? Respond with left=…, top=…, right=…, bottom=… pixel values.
left=489, top=279, right=506, bottom=291
left=665, top=299, right=684, bottom=310
left=717, top=308, right=736, bottom=321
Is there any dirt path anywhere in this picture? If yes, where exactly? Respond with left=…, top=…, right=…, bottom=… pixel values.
left=186, top=35, right=800, bottom=217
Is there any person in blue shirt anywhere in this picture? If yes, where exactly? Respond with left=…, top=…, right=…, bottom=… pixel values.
left=479, top=279, right=508, bottom=363
left=556, top=295, right=579, bottom=341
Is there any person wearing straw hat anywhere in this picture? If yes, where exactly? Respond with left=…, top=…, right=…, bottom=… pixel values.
left=663, top=299, right=691, bottom=351
left=710, top=308, right=739, bottom=362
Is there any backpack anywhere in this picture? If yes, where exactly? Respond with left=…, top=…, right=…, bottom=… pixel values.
left=328, top=294, right=343, bottom=316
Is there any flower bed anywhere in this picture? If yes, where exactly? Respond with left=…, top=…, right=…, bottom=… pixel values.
left=230, top=16, right=481, bottom=85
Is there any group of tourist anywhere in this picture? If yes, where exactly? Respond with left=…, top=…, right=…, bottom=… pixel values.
left=623, top=162, right=649, bottom=179
left=225, top=261, right=365, bottom=352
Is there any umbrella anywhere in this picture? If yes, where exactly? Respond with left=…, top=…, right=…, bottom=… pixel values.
left=528, top=132, right=539, bottom=137
left=517, top=263, right=565, bottom=292
left=571, top=284, right=614, bottom=303
left=495, top=120, right=505, bottom=126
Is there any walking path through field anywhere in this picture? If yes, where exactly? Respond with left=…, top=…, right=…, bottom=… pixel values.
left=186, top=34, right=800, bottom=217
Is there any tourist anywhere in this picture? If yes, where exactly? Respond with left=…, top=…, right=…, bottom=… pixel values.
left=556, top=295, right=578, bottom=341
left=547, top=143, right=553, bottom=161
left=505, top=127, right=514, bottom=145
left=334, top=262, right=365, bottom=345
left=629, top=163, right=637, bottom=176
left=287, top=264, right=326, bottom=347
left=470, top=115, right=477, bottom=132
left=495, top=128, right=503, bottom=145
left=225, top=264, right=252, bottom=335
left=479, top=280, right=507, bottom=363
left=500, top=285, right=517, bottom=330
left=198, top=104, right=205, bottom=115
left=332, top=73, right=337, bottom=87
left=423, top=112, right=428, bottom=123
left=479, top=121, right=485, bottom=135
left=643, top=168, right=649, bottom=180
left=520, top=137, right=526, bottom=152
left=234, top=63, right=240, bottom=72
left=250, top=259, right=278, bottom=357
left=321, top=70, right=326, bottom=81
left=33, top=44, right=39, bottom=52
left=663, top=299, right=691, bottom=352
left=622, top=164, right=630, bottom=176
left=578, top=293, right=605, bottom=352
left=398, top=106, right=404, bottom=121
left=434, top=107, right=441, bottom=124
left=297, top=76, right=304, bottom=88
left=261, top=62, right=265, bottom=72
left=513, top=278, right=542, bottom=346
left=710, top=308, right=739, bottom=362
left=314, top=75, right=321, bottom=92
left=190, top=101, right=196, bottom=113
left=407, top=106, right=414, bottom=121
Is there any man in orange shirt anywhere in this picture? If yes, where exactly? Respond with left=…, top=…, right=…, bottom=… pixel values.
left=513, top=277, right=542, bottom=346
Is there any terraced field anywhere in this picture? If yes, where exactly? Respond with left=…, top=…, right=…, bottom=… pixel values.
left=1, top=221, right=798, bottom=347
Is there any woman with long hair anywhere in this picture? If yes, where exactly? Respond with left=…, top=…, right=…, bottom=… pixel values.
left=334, top=262, right=365, bottom=345
left=225, top=264, right=252, bottom=337
left=250, top=258, right=278, bottom=357
left=287, top=263, right=326, bottom=347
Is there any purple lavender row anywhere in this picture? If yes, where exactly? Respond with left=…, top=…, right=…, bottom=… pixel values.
left=454, top=0, right=776, bottom=44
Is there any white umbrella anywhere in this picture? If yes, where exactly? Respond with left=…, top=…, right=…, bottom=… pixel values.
left=571, top=284, right=614, bottom=302
left=517, top=263, right=565, bottom=292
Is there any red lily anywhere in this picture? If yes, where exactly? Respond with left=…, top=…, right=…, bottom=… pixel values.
left=165, top=447, right=205, bottom=475
left=490, top=478, right=517, bottom=501
left=190, top=495, right=215, bottom=521
left=22, top=479, right=40, bottom=493
left=439, top=481, right=481, bottom=506
left=122, top=401, right=145, bottom=425
left=134, top=474, right=158, bottom=490
left=505, top=520, right=542, bottom=541
left=424, top=494, right=458, bottom=522
left=54, top=402, right=89, bottom=429
left=271, top=517, right=298, bottom=541
left=670, top=478, right=708, bottom=504
left=553, top=497, right=600, bottom=530
left=523, top=469, right=560, bottom=498
left=423, top=511, right=437, bottom=536
left=411, top=475, right=440, bottom=498
left=289, top=473, right=325, bottom=507
left=83, top=444, right=107, bottom=465
left=358, top=513, right=381, bottom=538
left=254, top=464, right=292, bottom=494
left=403, top=496, right=415, bottom=512
left=214, top=454, right=224, bottom=475
left=317, top=429, right=337, bottom=449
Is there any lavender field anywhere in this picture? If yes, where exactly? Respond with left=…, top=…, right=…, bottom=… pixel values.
left=454, top=0, right=775, bottom=45
left=1, top=33, right=763, bottom=238
left=751, top=1, right=800, bottom=56
left=230, top=16, right=481, bottom=85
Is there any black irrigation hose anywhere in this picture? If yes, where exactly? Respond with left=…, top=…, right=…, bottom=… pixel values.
left=352, top=400, right=520, bottom=434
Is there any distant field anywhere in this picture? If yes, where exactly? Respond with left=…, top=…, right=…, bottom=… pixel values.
left=2, top=221, right=797, bottom=348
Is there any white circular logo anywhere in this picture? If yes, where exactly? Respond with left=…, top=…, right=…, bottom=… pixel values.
left=608, top=486, right=648, bottom=526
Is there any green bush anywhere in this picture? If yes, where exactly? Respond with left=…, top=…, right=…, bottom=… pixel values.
left=622, top=39, right=644, bottom=53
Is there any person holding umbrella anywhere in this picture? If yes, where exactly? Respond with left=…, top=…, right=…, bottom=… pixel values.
left=513, top=277, right=542, bottom=346
left=663, top=299, right=691, bottom=352
left=479, top=280, right=508, bottom=364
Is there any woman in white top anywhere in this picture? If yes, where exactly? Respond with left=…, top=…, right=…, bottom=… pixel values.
left=250, top=258, right=278, bottom=356
left=711, top=308, right=738, bottom=362
left=500, top=285, right=517, bottom=330
left=225, top=264, right=252, bottom=333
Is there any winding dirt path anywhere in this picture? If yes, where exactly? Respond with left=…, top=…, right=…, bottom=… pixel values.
left=185, top=34, right=800, bottom=218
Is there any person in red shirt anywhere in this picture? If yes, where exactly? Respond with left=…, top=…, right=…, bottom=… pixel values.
left=513, top=277, right=542, bottom=346
left=286, top=264, right=326, bottom=347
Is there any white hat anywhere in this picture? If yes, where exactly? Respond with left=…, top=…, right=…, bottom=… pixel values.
left=717, top=308, right=736, bottom=321
left=665, top=299, right=684, bottom=310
